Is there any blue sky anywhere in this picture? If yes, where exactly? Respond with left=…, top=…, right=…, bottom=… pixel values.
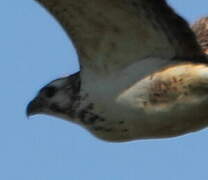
left=0, top=1, right=208, bottom=180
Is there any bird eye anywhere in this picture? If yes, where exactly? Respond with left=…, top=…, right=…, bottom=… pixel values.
left=43, top=86, right=57, bottom=98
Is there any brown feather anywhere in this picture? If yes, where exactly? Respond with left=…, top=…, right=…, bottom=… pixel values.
left=35, top=0, right=207, bottom=72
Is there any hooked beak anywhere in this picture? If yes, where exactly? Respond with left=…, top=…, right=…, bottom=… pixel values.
left=26, top=98, right=44, bottom=117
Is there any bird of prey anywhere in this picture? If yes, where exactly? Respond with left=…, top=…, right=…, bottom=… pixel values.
left=27, top=0, right=208, bottom=142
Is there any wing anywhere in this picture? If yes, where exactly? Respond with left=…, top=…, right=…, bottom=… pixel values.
left=192, top=17, right=208, bottom=55
left=35, top=0, right=206, bottom=72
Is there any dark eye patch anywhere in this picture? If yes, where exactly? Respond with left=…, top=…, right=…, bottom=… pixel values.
left=42, top=86, right=57, bottom=98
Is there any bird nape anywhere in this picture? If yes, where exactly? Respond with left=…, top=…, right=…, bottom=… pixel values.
left=27, top=0, right=208, bottom=142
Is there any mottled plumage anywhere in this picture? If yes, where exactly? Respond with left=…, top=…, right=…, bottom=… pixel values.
left=192, top=17, right=208, bottom=54
left=27, top=0, right=208, bottom=142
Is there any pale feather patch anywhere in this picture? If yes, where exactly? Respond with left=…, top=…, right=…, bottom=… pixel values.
left=117, top=63, right=208, bottom=113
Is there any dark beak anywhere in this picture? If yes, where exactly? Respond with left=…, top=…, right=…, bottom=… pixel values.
left=26, top=98, right=44, bottom=117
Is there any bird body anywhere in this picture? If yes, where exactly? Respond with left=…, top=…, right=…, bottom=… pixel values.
left=76, top=62, right=208, bottom=141
left=27, top=0, right=208, bottom=141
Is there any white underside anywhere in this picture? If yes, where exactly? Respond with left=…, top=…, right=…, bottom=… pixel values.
left=78, top=58, right=208, bottom=141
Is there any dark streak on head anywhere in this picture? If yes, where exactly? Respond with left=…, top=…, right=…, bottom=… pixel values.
left=47, top=72, right=82, bottom=119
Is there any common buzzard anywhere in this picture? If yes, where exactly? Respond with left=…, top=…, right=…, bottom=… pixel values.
left=27, top=0, right=208, bottom=142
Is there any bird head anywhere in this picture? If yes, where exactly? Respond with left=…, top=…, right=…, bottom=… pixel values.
left=26, top=72, right=80, bottom=119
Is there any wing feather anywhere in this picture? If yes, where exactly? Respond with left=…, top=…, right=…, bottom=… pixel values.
left=192, top=17, right=208, bottom=54
left=35, top=0, right=206, bottom=72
